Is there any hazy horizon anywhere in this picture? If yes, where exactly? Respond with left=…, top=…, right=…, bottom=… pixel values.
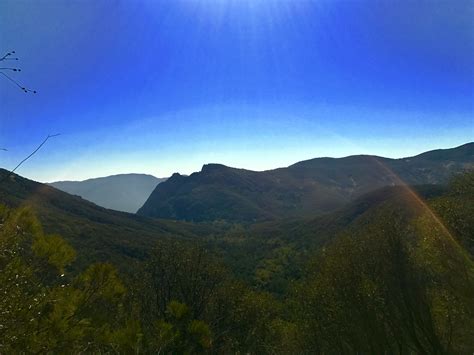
left=36, top=141, right=474, bottom=183
left=1, top=0, right=473, bottom=182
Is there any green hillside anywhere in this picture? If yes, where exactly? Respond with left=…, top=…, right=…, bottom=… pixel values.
left=138, top=143, right=473, bottom=222
left=1, top=166, right=473, bottom=353
left=0, top=169, right=216, bottom=268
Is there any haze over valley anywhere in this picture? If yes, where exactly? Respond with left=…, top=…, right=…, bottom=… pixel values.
left=49, top=173, right=166, bottom=213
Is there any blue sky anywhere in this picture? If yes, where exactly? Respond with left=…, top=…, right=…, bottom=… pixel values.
left=0, top=0, right=473, bottom=182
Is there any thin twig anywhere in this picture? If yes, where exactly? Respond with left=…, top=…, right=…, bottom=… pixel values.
left=0, top=71, right=25, bottom=90
left=0, top=51, right=18, bottom=62
left=0, top=51, right=15, bottom=61
left=0, top=134, right=60, bottom=184
left=0, top=71, right=36, bottom=93
left=0, top=50, right=36, bottom=93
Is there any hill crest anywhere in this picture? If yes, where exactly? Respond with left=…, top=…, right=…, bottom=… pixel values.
left=138, top=143, right=473, bottom=222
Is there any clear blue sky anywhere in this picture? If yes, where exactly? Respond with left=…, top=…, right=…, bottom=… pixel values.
left=1, top=0, right=473, bottom=182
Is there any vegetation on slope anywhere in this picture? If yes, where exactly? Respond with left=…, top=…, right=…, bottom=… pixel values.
left=0, top=168, right=218, bottom=269
left=138, top=143, right=473, bottom=222
left=1, top=169, right=473, bottom=353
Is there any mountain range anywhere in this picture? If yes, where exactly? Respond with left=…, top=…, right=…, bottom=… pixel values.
left=138, top=143, right=473, bottom=222
left=0, top=164, right=455, bottom=273
left=0, top=169, right=216, bottom=269
left=49, top=173, right=166, bottom=213
left=1, top=145, right=473, bottom=290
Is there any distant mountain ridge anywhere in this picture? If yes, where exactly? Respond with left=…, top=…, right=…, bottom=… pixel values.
left=0, top=169, right=213, bottom=268
left=50, top=173, right=166, bottom=213
left=137, top=143, right=474, bottom=222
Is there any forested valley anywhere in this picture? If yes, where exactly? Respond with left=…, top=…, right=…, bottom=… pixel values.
left=1, top=170, right=473, bottom=354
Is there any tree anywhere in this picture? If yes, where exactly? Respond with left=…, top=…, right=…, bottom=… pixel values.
left=151, top=300, right=212, bottom=353
left=140, top=240, right=227, bottom=322
left=292, top=193, right=474, bottom=354
left=0, top=205, right=139, bottom=353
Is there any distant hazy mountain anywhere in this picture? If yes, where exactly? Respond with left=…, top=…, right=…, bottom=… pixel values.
left=0, top=169, right=215, bottom=268
left=137, top=143, right=473, bottom=222
left=49, top=174, right=166, bottom=213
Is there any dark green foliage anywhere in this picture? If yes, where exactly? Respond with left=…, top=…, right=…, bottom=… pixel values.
left=139, top=240, right=226, bottom=322
left=290, top=174, right=474, bottom=354
left=1, top=168, right=473, bottom=353
left=430, top=171, right=474, bottom=254
left=0, top=168, right=221, bottom=270
left=147, top=300, right=212, bottom=353
left=0, top=206, right=137, bottom=353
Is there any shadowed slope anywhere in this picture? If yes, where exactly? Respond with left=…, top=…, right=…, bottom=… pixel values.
left=138, top=143, right=473, bottom=222
left=0, top=169, right=216, bottom=268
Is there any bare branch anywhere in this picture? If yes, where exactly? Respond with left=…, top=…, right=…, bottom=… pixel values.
left=0, top=50, right=36, bottom=93
left=0, top=134, right=60, bottom=184
left=0, top=50, right=16, bottom=61
left=0, top=72, right=36, bottom=93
